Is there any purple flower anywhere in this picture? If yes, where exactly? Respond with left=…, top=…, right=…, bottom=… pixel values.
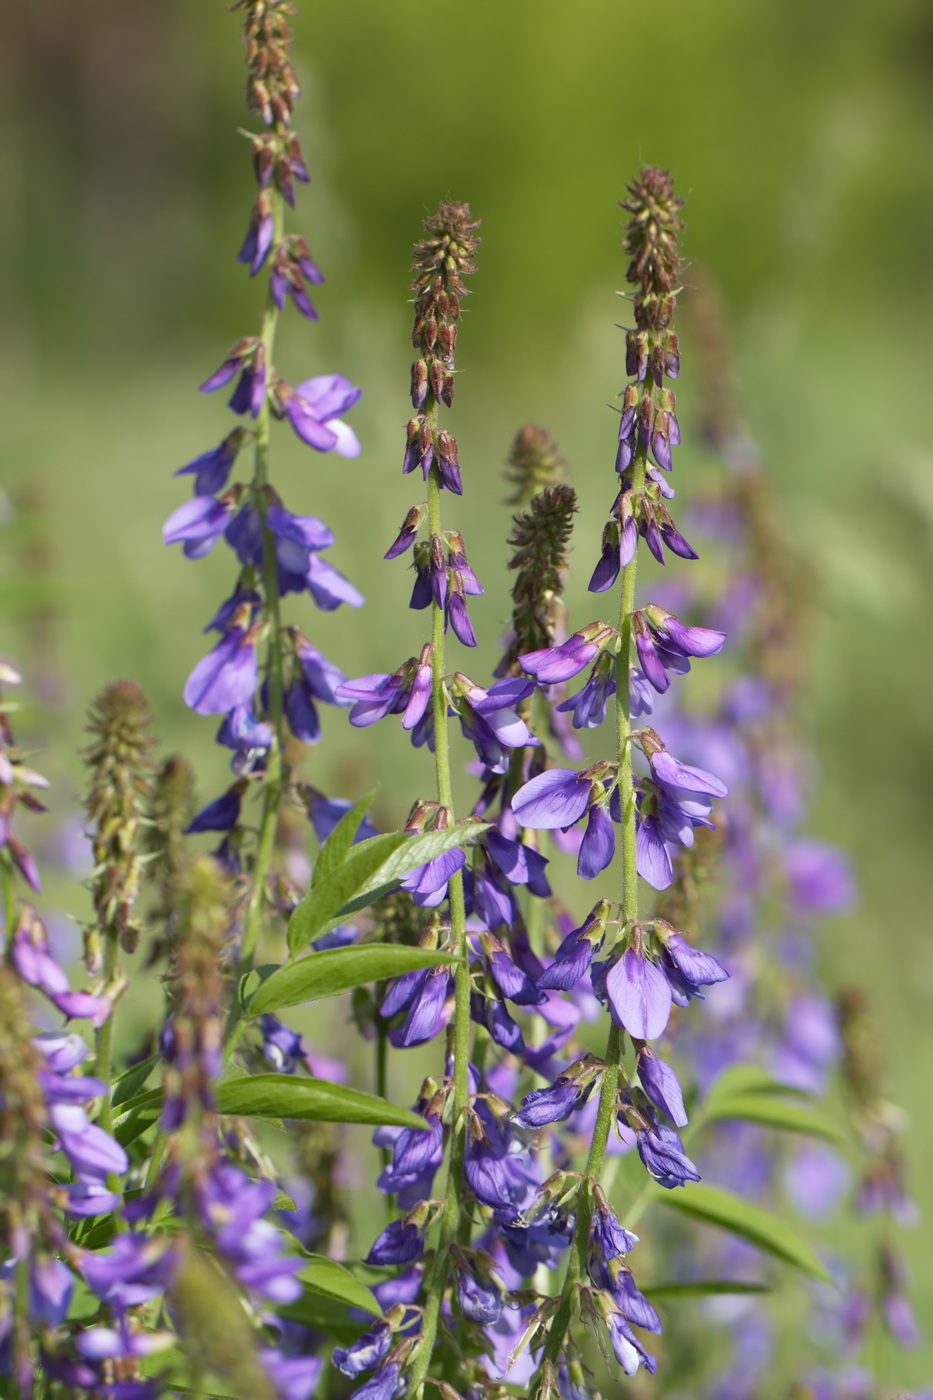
left=784, top=840, right=856, bottom=914
left=606, top=1314, right=657, bottom=1377
left=591, top=1201, right=639, bottom=1261
left=238, top=192, right=275, bottom=274
left=603, top=947, right=672, bottom=1040
left=514, top=1076, right=582, bottom=1128
left=577, top=804, right=615, bottom=880
left=400, top=846, right=466, bottom=907
left=447, top=590, right=477, bottom=647
left=201, top=343, right=267, bottom=419
left=217, top=703, right=273, bottom=772
left=388, top=963, right=450, bottom=1046
left=82, top=1235, right=177, bottom=1309
left=649, top=748, right=728, bottom=800
left=333, top=1324, right=392, bottom=1377
left=557, top=659, right=616, bottom=730
left=163, top=494, right=236, bottom=560
left=260, top=1015, right=305, bottom=1073
left=281, top=374, right=362, bottom=456
left=589, top=518, right=638, bottom=593
left=184, top=626, right=258, bottom=716
left=175, top=429, right=245, bottom=495
left=305, top=553, right=365, bottom=610
left=186, top=785, right=243, bottom=833
left=305, top=789, right=378, bottom=846
left=662, top=931, right=728, bottom=992
left=365, top=1219, right=424, bottom=1267
left=337, top=671, right=409, bottom=726
left=512, top=768, right=593, bottom=829
left=458, top=1266, right=503, bottom=1324
left=348, top=1363, right=401, bottom=1400
left=520, top=625, right=613, bottom=684
left=636, top=1047, right=687, bottom=1127
left=636, top=1120, right=700, bottom=1188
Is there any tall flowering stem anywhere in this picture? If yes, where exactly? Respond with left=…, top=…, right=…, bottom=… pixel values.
left=239, top=186, right=287, bottom=972
left=540, top=169, right=686, bottom=1379
left=403, top=202, right=481, bottom=1399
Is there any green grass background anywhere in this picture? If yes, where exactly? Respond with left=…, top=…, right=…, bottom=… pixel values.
left=2, top=0, right=932, bottom=1391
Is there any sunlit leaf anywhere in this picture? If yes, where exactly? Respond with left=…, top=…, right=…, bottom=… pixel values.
left=299, top=1255, right=382, bottom=1316
left=246, top=944, right=459, bottom=1016
left=215, top=1073, right=424, bottom=1129
left=649, top=1183, right=833, bottom=1283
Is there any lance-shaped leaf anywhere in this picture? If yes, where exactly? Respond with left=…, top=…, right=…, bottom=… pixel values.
left=642, top=1279, right=772, bottom=1301
left=648, top=1182, right=832, bottom=1283
left=287, top=821, right=488, bottom=953
left=277, top=1290, right=365, bottom=1345
left=298, top=1255, right=382, bottom=1316
left=703, top=1092, right=842, bottom=1143
left=215, top=1073, right=425, bottom=1129
left=704, top=1062, right=812, bottom=1103
left=246, top=944, right=460, bottom=1017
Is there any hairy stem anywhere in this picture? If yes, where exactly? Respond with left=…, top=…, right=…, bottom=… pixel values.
left=404, top=452, right=471, bottom=1398
left=240, top=189, right=287, bottom=973
left=539, top=450, right=647, bottom=1374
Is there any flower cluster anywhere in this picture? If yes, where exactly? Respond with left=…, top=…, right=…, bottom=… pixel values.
left=163, top=0, right=363, bottom=971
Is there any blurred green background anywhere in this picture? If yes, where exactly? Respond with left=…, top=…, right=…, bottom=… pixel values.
left=2, top=0, right=932, bottom=1390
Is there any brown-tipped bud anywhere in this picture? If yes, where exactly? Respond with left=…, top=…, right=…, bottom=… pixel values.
left=409, top=203, right=480, bottom=367
left=429, top=359, right=446, bottom=403
left=83, top=679, right=156, bottom=961
left=500, top=482, right=577, bottom=673
left=621, top=167, right=684, bottom=339
left=411, top=359, right=428, bottom=409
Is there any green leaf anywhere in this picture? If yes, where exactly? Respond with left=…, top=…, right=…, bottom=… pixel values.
left=649, top=1182, right=832, bottom=1283
left=215, top=1074, right=425, bottom=1129
left=704, top=1092, right=842, bottom=1142
left=277, top=1290, right=364, bottom=1344
left=339, top=821, right=489, bottom=916
left=705, top=1063, right=811, bottom=1104
left=112, top=1054, right=157, bottom=1108
left=271, top=1188, right=298, bottom=1212
left=286, top=831, right=410, bottom=953
left=112, top=1088, right=163, bottom=1147
left=642, top=1279, right=772, bottom=1300
left=246, top=944, right=459, bottom=1016
left=312, top=790, right=378, bottom=885
left=299, top=1254, right=382, bottom=1316
left=286, top=822, right=488, bottom=953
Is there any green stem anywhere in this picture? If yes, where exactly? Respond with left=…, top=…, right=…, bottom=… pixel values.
left=404, top=442, right=472, bottom=1400
left=94, top=918, right=121, bottom=1138
left=1, top=854, right=15, bottom=951
left=539, top=448, right=647, bottom=1373
left=240, top=190, right=287, bottom=974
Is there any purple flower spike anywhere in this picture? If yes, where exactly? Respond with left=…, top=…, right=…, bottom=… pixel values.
left=512, top=768, right=592, bottom=830
left=604, top=947, right=672, bottom=1040
left=577, top=803, right=616, bottom=880
left=281, top=373, right=362, bottom=456
left=637, top=1047, right=688, bottom=1127
left=184, top=627, right=259, bottom=716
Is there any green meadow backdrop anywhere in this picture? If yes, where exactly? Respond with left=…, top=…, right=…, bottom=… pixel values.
left=2, top=0, right=932, bottom=1390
